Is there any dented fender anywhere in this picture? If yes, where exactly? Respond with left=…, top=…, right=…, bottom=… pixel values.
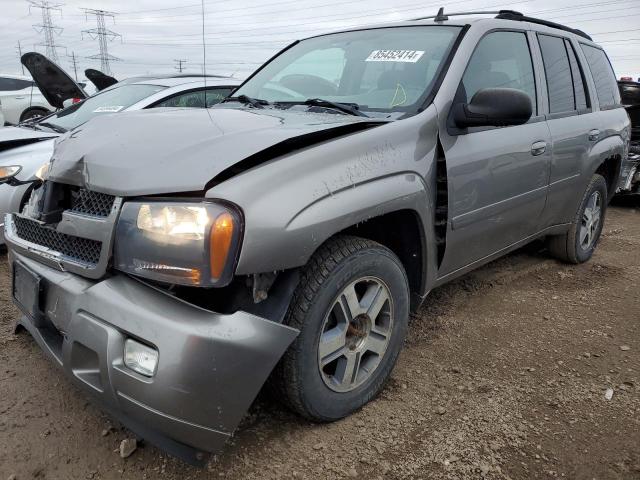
left=208, top=106, right=441, bottom=288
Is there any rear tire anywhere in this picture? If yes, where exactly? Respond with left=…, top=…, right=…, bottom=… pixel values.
left=273, top=235, right=409, bottom=422
left=547, top=174, right=607, bottom=264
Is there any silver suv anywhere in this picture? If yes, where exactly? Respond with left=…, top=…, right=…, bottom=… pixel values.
left=4, top=10, right=629, bottom=464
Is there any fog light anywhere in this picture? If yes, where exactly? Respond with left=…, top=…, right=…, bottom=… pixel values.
left=124, top=339, right=158, bottom=377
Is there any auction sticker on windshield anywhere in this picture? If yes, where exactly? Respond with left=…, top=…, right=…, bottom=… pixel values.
left=365, top=50, right=425, bottom=62
left=93, top=106, right=125, bottom=113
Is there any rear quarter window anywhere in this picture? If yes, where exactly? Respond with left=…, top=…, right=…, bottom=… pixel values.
left=580, top=44, right=619, bottom=108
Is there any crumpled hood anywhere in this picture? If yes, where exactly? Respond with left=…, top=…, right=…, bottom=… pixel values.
left=48, top=107, right=382, bottom=196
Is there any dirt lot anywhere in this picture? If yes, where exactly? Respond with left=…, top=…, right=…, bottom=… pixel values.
left=1, top=203, right=639, bottom=480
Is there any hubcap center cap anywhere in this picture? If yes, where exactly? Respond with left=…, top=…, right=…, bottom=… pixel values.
left=346, top=314, right=370, bottom=350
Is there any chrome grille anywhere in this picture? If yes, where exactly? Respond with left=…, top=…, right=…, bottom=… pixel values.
left=13, top=216, right=102, bottom=266
left=69, top=189, right=115, bottom=217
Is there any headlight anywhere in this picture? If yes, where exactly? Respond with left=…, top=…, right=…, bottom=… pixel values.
left=0, top=165, right=22, bottom=182
left=114, top=201, right=242, bottom=286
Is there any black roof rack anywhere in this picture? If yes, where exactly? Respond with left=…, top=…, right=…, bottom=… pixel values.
left=495, top=10, right=592, bottom=41
left=411, top=8, right=593, bottom=41
left=411, top=8, right=505, bottom=22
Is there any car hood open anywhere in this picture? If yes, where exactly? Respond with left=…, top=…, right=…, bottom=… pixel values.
left=21, top=52, right=87, bottom=109
left=47, top=106, right=385, bottom=196
left=84, top=68, right=118, bottom=91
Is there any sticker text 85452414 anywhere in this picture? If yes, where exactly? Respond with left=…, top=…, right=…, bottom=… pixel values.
left=365, top=50, right=425, bottom=63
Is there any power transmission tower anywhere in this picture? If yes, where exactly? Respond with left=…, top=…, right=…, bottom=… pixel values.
left=16, top=41, right=25, bottom=74
left=68, top=51, right=79, bottom=81
left=27, top=0, right=64, bottom=64
left=174, top=59, right=187, bottom=73
left=81, top=8, right=121, bottom=75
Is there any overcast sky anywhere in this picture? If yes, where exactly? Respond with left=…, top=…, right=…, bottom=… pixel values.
left=0, top=0, right=638, bottom=81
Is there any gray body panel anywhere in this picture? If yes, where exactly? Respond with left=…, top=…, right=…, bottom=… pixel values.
left=6, top=16, right=630, bottom=462
left=10, top=251, right=298, bottom=463
left=47, top=107, right=381, bottom=196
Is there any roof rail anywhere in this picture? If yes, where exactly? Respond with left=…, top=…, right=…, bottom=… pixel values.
left=410, top=8, right=593, bottom=41
left=495, top=11, right=592, bottom=41
left=410, top=9, right=508, bottom=22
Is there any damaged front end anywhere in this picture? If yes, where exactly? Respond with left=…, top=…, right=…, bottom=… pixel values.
left=5, top=179, right=299, bottom=464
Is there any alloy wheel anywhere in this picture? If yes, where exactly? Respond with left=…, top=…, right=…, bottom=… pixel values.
left=317, top=277, right=394, bottom=393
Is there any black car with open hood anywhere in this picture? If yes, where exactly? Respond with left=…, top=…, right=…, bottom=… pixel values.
left=21, top=52, right=88, bottom=109
left=84, top=68, right=118, bottom=92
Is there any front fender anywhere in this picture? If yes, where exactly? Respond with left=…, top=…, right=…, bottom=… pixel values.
left=238, top=173, right=433, bottom=274
left=206, top=108, right=440, bottom=277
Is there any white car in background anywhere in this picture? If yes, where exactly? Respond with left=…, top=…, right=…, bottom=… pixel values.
left=0, top=100, right=5, bottom=127
left=0, top=73, right=55, bottom=125
left=0, top=54, right=239, bottom=245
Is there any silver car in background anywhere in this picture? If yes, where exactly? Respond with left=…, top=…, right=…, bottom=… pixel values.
left=0, top=74, right=239, bottom=244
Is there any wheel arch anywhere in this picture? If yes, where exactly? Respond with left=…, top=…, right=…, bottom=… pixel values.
left=587, top=134, right=624, bottom=201
left=19, top=106, right=51, bottom=122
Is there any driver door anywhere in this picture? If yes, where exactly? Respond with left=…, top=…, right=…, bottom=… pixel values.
left=438, top=30, right=551, bottom=276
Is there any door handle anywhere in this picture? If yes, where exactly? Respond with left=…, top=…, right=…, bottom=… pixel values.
left=14, top=96, right=26, bottom=100
left=588, top=129, right=600, bottom=141
left=531, top=141, right=547, bottom=156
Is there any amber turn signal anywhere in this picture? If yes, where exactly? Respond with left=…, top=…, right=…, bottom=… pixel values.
left=210, top=212, right=235, bottom=279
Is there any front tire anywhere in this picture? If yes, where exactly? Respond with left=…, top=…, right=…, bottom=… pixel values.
left=273, top=236, right=409, bottom=422
left=547, top=174, right=608, bottom=264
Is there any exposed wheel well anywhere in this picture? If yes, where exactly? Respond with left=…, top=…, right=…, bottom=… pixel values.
left=19, top=107, right=50, bottom=122
left=340, top=209, right=425, bottom=310
left=595, top=155, right=621, bottom=200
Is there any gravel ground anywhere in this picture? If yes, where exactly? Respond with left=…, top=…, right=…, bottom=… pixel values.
left=1, top=203, right=639, bottom=480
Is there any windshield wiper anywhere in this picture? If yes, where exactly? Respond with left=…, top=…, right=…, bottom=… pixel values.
left=37, top=121, right=67, bottom=134
left=222, top=95, right=269, bottom=109
left=298, top=98, right=368, bottom=117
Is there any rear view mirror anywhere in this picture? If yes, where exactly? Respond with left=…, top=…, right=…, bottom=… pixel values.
left=453, top=88, right=532, bottom=128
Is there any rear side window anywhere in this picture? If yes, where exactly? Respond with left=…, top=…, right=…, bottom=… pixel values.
left=0, top=77, right=33, bottom=91
left=565, top=40, right=588, bottom=110
left=581, top=44, right=619, bottom=108
left=538, top=35, right=575, bottom=114
left=462, top=31, right=537, bottom=114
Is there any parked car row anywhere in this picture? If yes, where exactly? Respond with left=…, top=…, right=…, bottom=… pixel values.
left=0, top=53, right=240, bottom=244
left=0, top=72, right=56, bottom=125
left=0, top=9, right=632, bottom=466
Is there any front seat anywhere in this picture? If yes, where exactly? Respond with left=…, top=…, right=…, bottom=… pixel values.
left=463, top=53, right=512, bottom=100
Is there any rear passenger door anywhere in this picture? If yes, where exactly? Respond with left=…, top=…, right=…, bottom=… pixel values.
left=535, top=34, right=596, bottom=226
left=439, top=30, right=551, bottom=275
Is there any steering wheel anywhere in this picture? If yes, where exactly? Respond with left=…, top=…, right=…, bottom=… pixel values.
left=261, top=82, right=305, bottom=100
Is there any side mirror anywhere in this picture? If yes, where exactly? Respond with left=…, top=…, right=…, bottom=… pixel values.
left=453, top=88, right=532, bottom=128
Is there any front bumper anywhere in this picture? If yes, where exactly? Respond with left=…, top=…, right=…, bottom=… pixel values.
left=9, top=251, right=298, bottom=464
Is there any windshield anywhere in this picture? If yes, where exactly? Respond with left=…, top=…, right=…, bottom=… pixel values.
left=37, top=84, right=166, bottom=131
left=233, top=26, right=462, bottom=116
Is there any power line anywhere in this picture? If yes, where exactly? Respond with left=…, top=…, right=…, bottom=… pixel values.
left=174, top=58, right=187, bottom=72
left=16, top=41, right=25, bottom=74
left=81, top=8, right=122, bottom=75
left=27, top=0, right=64, bottom=63
left=68, top=51, right=79, bottom=80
